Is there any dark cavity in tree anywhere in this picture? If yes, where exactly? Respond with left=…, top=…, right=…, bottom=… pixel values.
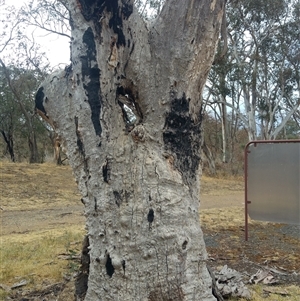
left=147, top=209, right=154, bottom=223
left=182, top=240, right=188, bottom=250
left=116, top=85, right=143, bottom=122
left=35, top=87, right=47, bottom=115
left=105, top=254, right=115, bottom=277
left=163, top=93, right=202, bottom=184
left=78, top=0, right=133, bottom=47
left=82, top=27, right=102, bottom=136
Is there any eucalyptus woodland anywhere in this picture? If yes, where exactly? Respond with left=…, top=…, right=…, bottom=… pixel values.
left=35, top=0, right=225, bottom=300
left=206, top=0, right=300, bottom=142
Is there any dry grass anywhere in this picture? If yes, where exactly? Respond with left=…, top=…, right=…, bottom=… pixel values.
left=0, top=161, right=84, bottom=300
left=0, top=161, right=81, bottom=211
left=228, top=285, right=300, bottom=301
left=249, top=285, right=300, bottom=301
left=201, top=175, right=244, bottom=195
left=0, top=228, right=84, bottom=299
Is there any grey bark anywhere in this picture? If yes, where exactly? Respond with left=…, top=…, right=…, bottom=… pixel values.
left=35, top=0, right=224, bottom=300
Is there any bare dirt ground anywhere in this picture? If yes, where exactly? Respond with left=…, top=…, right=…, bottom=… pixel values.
left=1, top=162, right=299, bottom=300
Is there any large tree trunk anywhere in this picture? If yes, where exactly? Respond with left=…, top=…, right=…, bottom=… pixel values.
left=35, top=1, right=224, bottom=300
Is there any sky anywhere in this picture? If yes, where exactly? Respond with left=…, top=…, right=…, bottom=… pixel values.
left=1, top=0, right=70, bottom=68
left=1, top=0, right=159, bottom=68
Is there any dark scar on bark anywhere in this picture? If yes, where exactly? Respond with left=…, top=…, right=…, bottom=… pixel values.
left=113, top=190, right=131, bottom=207
left=113, top=190, right=122, bottom=207
left=122, top=260, right=126, bottom=274
left=82, top=27, right=102, bottom=136
left=75, top=235, right=90, bottom=300
left=102, top=158, right=111, bottom=183
left=78, top=0, right=133, bottom=47
left=35, top=87, right=47, bottom=115
left=94, top=197, right=98, bottom=211
left=106, top=254, right=115, bottom=277
left=163, top=93, right=202, bottom=184
left=147, top=209, right=154, bottom=223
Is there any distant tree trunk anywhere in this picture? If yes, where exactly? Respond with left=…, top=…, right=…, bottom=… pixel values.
left=202, top=140, right=216, bottom=176
left=1, top=129, right=15, bottom=162
left=36, top=1, right=225, bottom=300
left=52, top=132, right=62, bottom=165
left=219, top=99, right=228, bottom=163
left=28, top=128, right=39, bottom=163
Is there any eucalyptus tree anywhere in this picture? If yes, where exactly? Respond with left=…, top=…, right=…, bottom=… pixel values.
left=205, top=0, right=300, bottom=142
left=0, top=2, right=52, bottom=162
left=0, top=61, right=51, bottom=162
left=0, top=68, right=16, bottom=161
left=36, top=0, right=225, bottom=300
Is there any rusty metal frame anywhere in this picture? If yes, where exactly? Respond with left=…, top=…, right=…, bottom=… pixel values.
left=244, top=139, right=300, bottom=241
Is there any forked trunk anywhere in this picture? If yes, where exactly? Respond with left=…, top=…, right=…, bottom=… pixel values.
left=35, top=1, right=224, bottom=300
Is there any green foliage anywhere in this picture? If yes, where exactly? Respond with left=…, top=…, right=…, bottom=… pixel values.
left=277, top=119, right=300, bottom=139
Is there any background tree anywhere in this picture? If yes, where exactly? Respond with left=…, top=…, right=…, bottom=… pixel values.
left=0, top=1, right=68, bottom=162
left=20, top=0, right=71, bottom=40
left=0, top=68, right=16, bottom=162
left=0, top=62, right=52, bottom=162
left=36, top=0, right=225, bottom=300
left=206, top=0, right=300, bottom=139
left=201, top=0, right=300, bottom=174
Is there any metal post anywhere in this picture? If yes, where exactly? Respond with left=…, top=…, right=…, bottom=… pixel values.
left=244, top=142, right=251, bottom=241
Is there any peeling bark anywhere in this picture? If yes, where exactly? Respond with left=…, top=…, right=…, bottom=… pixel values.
left=35, top=0, right=225, bottom=300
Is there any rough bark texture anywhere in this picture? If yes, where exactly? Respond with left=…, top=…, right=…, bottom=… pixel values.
left=35, top=0, right=224, bottom=300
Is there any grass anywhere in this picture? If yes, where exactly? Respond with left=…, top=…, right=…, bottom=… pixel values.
left=235, top=285, right=300, bottom=301
left=0, top=161, right=85, bottom=299
left=0, top=228, right=84, bottom=283
left=0, top=228, right=84, bottom=299
left=0, top=161, right=81, bottom=211
left=200, top=174, right=244, bottom=195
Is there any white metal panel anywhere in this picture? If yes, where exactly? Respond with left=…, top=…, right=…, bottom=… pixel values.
left=247, top=142, right=300, bottom=224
